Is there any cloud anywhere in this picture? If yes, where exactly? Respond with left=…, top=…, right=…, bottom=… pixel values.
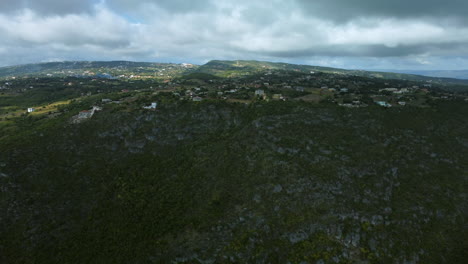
left=295, top=0, right=468, bottom=24
left=0, top=0, right=95, bottom=15
left=109, top=0, right=214, bottom=14
left=0, top=8, right=134, bottom=47
left=0, top=0, right=467, bottom=70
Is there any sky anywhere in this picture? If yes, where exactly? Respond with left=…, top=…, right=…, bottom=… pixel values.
left=0, top=0, right=467, bottom=70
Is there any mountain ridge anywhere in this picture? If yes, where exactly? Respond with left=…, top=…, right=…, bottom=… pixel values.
left=197, top=60, right=468, bottom=84
left=373, top=69, right=468, bottom=80
left=2, top=59, right=468, bottom=86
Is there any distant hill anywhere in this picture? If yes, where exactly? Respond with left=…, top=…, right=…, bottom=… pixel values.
left=377, top=69, right=468, bottom=80
left=2, top=60, right=468, bottom=85
left=195, top=60, right=339, bottom=77
left=197, top=60, right=468, bottom=85
left=0, top=61, right=196, bottom=79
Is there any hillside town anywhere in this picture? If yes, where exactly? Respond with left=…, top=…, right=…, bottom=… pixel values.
left=2, top=61, right=468, bottom=125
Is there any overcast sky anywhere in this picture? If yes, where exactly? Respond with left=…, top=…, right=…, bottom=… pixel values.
left=0, top=0, right=467, bottom=70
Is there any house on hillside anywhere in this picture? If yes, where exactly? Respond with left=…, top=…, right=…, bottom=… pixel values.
left=78, top=110, right=93, bottom=119
left=255, top=89, right=265, bottom=96
left=272, top=94, right=284, bottom=100
left=295, top=86, right=305, bottom=92
left=376, top=101, right=392, bottom=107
left=400, top=88, right=409, bottom=93
left=143, top=102, right=158, bottom=110
left=380, top=88, right=398, bottom=93
left=27, top=108, right=35, bottom=113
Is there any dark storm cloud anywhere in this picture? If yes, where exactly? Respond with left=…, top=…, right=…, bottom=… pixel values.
left=295, top=0, right=468, bottom=24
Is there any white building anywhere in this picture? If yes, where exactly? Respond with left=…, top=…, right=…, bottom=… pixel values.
left=376, top=101, right=392, bottom=107
left=143, top=102, right=158, bottom=109
left=380, top=88, right=398, bottom=92
left=78, top=110, right=93, bottom=119
left=27, top=108, right=35, bottom=113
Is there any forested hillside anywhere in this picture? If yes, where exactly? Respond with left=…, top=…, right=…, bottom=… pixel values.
left=1, top=98, right=466, bottom=263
